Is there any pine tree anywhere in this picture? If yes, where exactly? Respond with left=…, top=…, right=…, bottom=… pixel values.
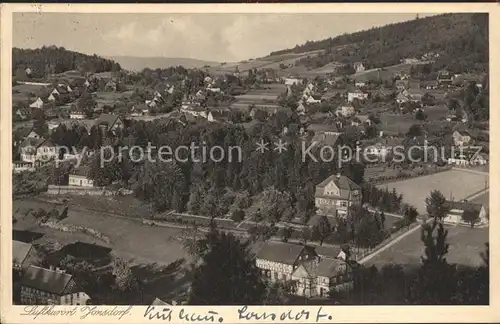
left=188, top=228, right=266, bottom=305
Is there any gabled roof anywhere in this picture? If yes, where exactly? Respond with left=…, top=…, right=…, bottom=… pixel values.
left=316, top=258, right=348, bottom=278
left=316, top=174, right=360, bottom=191
left=292, top=260, right=318, bottom=279
left=13, top=240, right=33, bottom=265
left=256, top=241, right=306, bottom=265
left=70, top=165, right=90, bottom=177
left=20, top=137, right=54, bottom=149
left=95, top=114, right=121, bottom=127
left=21, top=265, right=77, bottom=295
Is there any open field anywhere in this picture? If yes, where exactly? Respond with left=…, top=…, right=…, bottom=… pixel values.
left=378, top=169, right=489, bottom=214
left=13, top=198, right=189, bottom=266
left=364, top=225, right=488, bottom=269
left=12, top=84, right=47, bottom=104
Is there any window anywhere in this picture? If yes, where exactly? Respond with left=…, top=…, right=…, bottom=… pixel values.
left=76, top=292, right=80, bottom=298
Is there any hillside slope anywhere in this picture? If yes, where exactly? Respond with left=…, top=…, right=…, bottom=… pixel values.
left=108, top=56, right=219, bottom=71
left=12, top=46, right=121, bottom=78
left=269, top=13, right=488, bottom=73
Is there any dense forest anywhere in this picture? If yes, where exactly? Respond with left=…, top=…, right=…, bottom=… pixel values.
left=12, top=46, right=121, bottom=79
left=271, top=14, right=488, bottom=73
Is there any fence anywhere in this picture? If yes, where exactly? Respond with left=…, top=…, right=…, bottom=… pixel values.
left=46, top=185, right=133, bottom=196
left=354, top=221, right=421, bottom=262
left=369, top=165, right=453, bottom=185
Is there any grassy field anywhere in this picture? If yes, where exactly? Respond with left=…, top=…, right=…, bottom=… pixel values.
left=12, top=84, right=46, bottom=104
left=378, top=169, right=489, bottom=214
left=13, top=198, right=189, bottom=266
left=364, top=225, right=488, bottom=269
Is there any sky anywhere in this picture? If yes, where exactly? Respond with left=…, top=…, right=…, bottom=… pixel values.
left=13, top=13, right=437, bottom=62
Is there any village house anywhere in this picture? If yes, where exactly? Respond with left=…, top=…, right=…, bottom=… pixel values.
left=354, top=62, right=365, bottom=73
left=20, top=265, right=90, bottom=305
left=255, top=241, right=318, bottom=283
left=94, top=114, right=124, bottom=133
left=284, top=77, right=303, bottom=86
left=70, top=109, right=86, bottom=120
left=437, top=70, right=453, bottom=86
left=443, top=200, right=488, bottom=226
left=104, top=80, right=117, bottom=92
left=336, top=102, right=356, bottom=117
left=13, top=160, right=35, bottom=173
left=351, top=114, right=371, bottom=127
left=15, top=108, right=32, bottom=121
left=452, top=130, right=472, bottom=147
left=19, top=138, right=58, bottom=163
left=305, top=95, right=322, bottom=104
left=68, top=166, right=94, bottom=187
left=25, top=67, right=32, bottom=76
left=423, top=80, right=439, bottom=90
left=29, top=97, right=45, bottom=109
left=296, top=102, right=306, bottom=115
left=314, top=257, right=354, bottom=297
left=315, top=174, right=361, bottom=217
left=447, top=148, right=487, bottom=166
left=347, top=89, right=368, bottom=103
left=355, top=81, right=366, bottom=88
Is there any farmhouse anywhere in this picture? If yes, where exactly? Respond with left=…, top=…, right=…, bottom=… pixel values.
left=21, top=265, right=90, bottom=305
left=315, top=174, right=361, bottom=217
left=19, top=138, right=58, bottom=163
left=284, top=77, right=303, bottom=86
left=315, top=258, right=354, bottom=297
left=94, top=114, right=124, bottom=133
left=443, top=200, right=488, bottom=226
left=104, top=80, right=117, bottom=92
left=347, top=89, right=368, bottom=103
left=29, top=97, right=45, bottom=109
left=256, top=241, right=317, bottom=283
left=68, top=166, right=94, bottom=187
left=15, top=108, right=32, bottom=121
left=336, top=102, right=356, bottom=117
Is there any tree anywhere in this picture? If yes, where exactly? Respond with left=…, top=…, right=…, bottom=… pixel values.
left=406, top=124, right=422, bottom=138
left=415, top=109, right=426, bottom=121
left=410, top=222, right=456, bottom=304
left=380, top=211, right=386, bottom=229
left=311, top=216, right=332, bottom=245
left=461, top=206, right=480, bottom=228
left=188, top=228, right=266, bottom=305
left=231, top=209, right=245, bottom=222
left=425, top=190, right=450, bottom=221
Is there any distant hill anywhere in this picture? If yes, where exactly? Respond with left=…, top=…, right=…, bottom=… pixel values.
left=12, top=46, right=121, bottom=79
left=107, top=56, right=219, bottom=71
left=269, top=13, right=488, bottom=73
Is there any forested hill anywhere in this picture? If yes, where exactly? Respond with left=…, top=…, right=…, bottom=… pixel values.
left=269, top=13, right=488, bottom=72
left=12, top=46, right=121, bottom=78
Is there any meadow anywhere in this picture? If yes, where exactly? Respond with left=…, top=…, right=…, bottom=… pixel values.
left=377, top=169, right=489, bottom=214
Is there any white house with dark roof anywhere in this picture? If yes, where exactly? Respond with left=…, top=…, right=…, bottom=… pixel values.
left=315, top=174, right=361, bottom=217
left=20, top=265, right=90, bottom=305
left=68, top=166, right=94, bottom=187
left=29, top=97, right=45, bottom=109
left=19, top=138, right=58, bottom=163
left=443, top=200, right=488, bottom=226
